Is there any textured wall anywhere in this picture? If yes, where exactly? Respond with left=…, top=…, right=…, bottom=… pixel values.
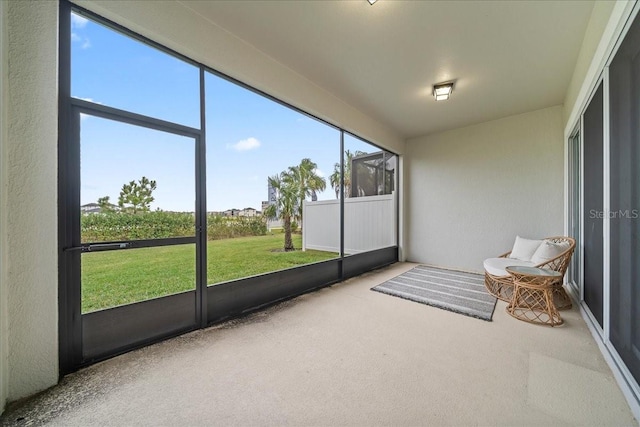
left=5, top=0, right=59, bottom=402
left=405, top=106, right=564, bottom=273
left=76, top=0, right=405, bottom=155
left=1, top=0, right=8, bottom=413
left=563, top=1, right=615, bottom=126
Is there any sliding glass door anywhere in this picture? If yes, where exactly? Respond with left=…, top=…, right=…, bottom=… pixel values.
left=568, top=6, right=640, bottom=396
left=582, top=82, right=605, bottom=328
left=609, top=10, right=640, bottom=385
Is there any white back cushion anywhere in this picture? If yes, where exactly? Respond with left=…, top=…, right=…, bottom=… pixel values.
left=509, top=236, right=543, bottom=261
left=531, top=240, right=570, bottom=265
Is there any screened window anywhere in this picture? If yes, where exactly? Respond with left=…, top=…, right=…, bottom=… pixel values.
left=608, top=10, right=640, bottom=384
left=204, top=72, right=341, bottom=285
left=343, top=134, right=398, bottom=254
left=71, top=11, right=200, bottom=127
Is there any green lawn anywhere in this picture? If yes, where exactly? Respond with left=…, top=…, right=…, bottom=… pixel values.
left=81, top=234, right=337, bottom=313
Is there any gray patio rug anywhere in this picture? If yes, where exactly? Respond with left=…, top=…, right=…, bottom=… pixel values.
left=371, top=265, right=497, bottom=321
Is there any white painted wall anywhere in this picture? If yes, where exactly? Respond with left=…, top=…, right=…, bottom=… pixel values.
left=0, top=0, right=8, bottom=413
left=302, top=194, right=397, bottom=254
left=405, top=106, right=564, bottom=273
left=563, top=1, right=615, bottom=125
left=76, top=0, right=405, bottom=156
left=563, top=0, right=636, bottom=134
left=3, top=0, right=59, bottom=405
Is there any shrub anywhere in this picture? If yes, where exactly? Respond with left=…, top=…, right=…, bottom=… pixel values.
left=81, top=211, right=196, bottom=242
left=81, top=211, right=267, bottom=242
left=206, top=215, right=267, bottom=240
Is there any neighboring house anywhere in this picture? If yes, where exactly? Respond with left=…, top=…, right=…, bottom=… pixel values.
left=80, top=202, right=117, bottom=214
left=80, top=203, right=101, bottom=213
left=222, top=209, right=240, bottom=217
left=238, top=207, right=258, bottom=217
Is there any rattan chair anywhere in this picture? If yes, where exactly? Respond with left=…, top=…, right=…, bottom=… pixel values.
left=484, top=236, right=576, bottom=303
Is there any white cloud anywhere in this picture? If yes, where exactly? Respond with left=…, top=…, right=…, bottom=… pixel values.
left=71, top=14, right=89, bottom=29
left=70, top=15, right=91, bottom=49
left=228, top=137, right=261, bottom=152
left=71, top=32, right=91, bottom=50
left=314, top=168, right=325, bottom=178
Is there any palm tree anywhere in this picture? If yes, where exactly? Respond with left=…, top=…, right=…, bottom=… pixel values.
left=286, top=158, right=326, bottom=231
left=329, top=150, right=366, bottom=199
left=265, top=159, right=327, bottom=251
left=264, top=173, right=298, bottom=251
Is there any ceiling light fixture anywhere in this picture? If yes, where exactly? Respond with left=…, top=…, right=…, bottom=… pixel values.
left=433, top=81, right=454, bottom=101
left=367, top=0, right=378, bottom=5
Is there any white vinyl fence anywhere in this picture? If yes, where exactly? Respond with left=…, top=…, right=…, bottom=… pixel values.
left=302, top=192, right=397, bottom=254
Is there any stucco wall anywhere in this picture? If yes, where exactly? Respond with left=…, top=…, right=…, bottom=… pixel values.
left=4, top=0, right=59, bottom=403
left=405, top=105, right=564, bottom=273
left=563, top=1, right=615, bottom=126
left=76, top=0, right=405, bottom=155
left=1, top=0, right=8, bottom=413
left=563, top=1, right=638, bottom=134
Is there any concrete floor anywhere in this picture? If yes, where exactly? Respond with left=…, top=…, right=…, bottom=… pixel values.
left=1, top=262, right=637, bottom=426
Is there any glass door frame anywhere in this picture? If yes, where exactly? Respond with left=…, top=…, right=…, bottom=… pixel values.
left=580, top=78, right=606, bottom=330
left=566, top=123, right=582, bottom=295
left=59, top=97, right=207, bottom=371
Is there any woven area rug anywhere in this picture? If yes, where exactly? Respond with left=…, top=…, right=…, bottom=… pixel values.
left=372, top=265, right=497, bottom=321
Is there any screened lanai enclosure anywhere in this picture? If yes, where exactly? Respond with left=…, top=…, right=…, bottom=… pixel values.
left=351, top=151, right=396, bottom=197
left=58, top=1, right=398, bottom=372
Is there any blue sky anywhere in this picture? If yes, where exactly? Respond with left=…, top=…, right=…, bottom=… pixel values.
left=73, top=13, right=374, bottom=212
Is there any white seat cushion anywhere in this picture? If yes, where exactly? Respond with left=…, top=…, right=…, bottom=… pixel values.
left=483, top=257, right=535, bottom=277
left=509, top=235, right=543, bottom=261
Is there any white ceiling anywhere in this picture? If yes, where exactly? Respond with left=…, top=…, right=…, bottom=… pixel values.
left=181, top=0, right=595, bottom=139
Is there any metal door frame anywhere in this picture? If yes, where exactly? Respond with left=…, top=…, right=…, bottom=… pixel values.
left=59, top=98, right=206, bottom=369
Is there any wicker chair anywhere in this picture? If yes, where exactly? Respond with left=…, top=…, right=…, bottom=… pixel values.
left=484, top=236, right=576, bottom=304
